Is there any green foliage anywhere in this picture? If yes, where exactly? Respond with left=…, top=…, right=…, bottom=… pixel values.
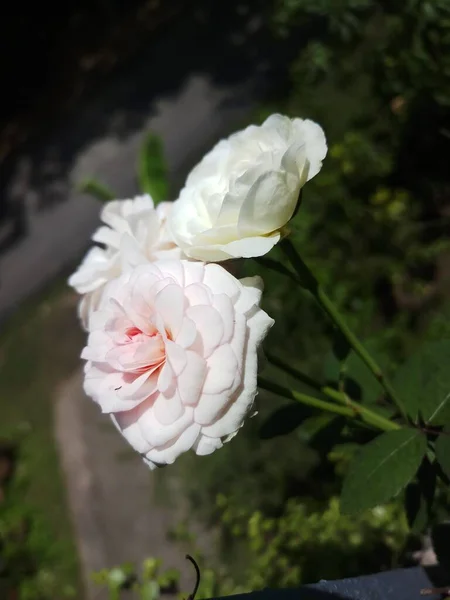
left=393, top=340, right=450, bottom=425
left=264, top=0, right=450, bottom=345
left=340, top=430, right=427, bottom=515
left=108, top=492, right=409, bottom=598
left=377, top=0, right=450, bottom=107
left=156, top=410, right=321, bottom=521
left=138, top=133, right=169, bottom=204
left=239, top=0, right=450, bottom=535
left=93, top=557, right=179, bottom=600
left=274, top=0, right=450, bottom=108
left=215, top=494, right=408, bottom=589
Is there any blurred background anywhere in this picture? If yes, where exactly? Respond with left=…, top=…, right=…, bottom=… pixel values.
left=0, top=0, right=450, bottom=598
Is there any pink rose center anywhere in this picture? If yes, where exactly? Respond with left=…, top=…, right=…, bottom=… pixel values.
left=108, top=322, right=167, bottom=375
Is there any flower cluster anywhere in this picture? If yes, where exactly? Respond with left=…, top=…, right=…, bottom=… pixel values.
left=69, top=114, right=327, bottom=468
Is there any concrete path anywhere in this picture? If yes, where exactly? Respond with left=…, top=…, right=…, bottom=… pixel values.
left=56, top=370, right=202, bottom=600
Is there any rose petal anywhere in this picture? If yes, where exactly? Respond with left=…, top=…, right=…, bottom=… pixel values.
left=153, top=388, right=184, bottom=425
left=212, top=293, right=234, bottom=344
left=203, top=264, right=240, bottom=301
left=165, top=340, right=187, bottom=376
left=177, top=351, right=207, bottom=406
left=140, top=406, right=194, bottom=447
left=175, top=316, right=197, bottom=348
left=186, top=305, right=224, bottom=358
left=202, top=344, right=238, bottom=395
left=233, top=276, right=264, bottom=314
left=194, top=435, right=223, bottom=456
left=184, top=283, right=213, bottom=307
left=194, top=392, right=229, bottom=426
left=154, top=284, right=186, bottom=339
left=143, top=423, right=201, bottom=466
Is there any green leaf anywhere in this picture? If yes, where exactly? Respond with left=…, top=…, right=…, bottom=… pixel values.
left=393, top=340, right=450, bottom=424
left=78, top=178, right=115, bottom=202
left=340, top=429, right=427, bottom=515
left=435, top=427, right=450, bottom=479
left=259, top=403, right=311, bottom=439
left=138, top=132, right=169, bottom=203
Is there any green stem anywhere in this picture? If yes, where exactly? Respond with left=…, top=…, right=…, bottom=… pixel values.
left=264, top=354, right=400, bottom=432
left=259, top=377, right=356, bottom=419
left=280, top=238, right=408, bottom=422
left=258, top=377, right=399, bottom=431
left=253, top=256, right=299, bottom=284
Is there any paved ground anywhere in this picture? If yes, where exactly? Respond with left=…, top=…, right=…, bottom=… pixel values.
left=56, top=370, right=208, bottom=600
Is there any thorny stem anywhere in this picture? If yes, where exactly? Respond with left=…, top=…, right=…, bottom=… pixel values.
left=280, top=238, right=408, bottom=422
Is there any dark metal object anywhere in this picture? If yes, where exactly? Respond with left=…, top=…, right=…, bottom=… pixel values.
left=207, top=567, right=449, bottom=600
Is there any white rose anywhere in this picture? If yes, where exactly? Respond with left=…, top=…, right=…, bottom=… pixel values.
left=68, top=195, right=182, bottom=327
left=169, top=114, right=327, bottom=261
left=81, top=260, right=274, bottom=469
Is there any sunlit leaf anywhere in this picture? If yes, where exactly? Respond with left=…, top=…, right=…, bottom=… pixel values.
left=138, top=132, right=169, bottom=203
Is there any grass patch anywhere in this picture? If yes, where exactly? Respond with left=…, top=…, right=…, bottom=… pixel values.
left=0, top=276, right=85, bottom=596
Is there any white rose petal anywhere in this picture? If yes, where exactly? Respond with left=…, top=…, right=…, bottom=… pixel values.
left=68, top=195, right=183, bottom=328
left=82, top=260, right=274, bottom=469
left=169, top=114, right=327, bottom=261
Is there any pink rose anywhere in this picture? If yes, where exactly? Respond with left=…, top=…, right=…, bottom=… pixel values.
left=81, top=260, right=274, bottom=468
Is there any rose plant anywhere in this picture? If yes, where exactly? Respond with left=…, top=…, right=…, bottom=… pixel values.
left=72, top=115, right=450, bottom=525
